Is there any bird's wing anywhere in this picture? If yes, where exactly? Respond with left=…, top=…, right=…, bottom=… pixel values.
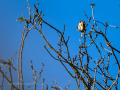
left=78, top=25, right=82, bottom=31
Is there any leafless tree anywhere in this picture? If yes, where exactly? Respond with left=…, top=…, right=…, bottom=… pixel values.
left=0, top=1, right=120, bottom=90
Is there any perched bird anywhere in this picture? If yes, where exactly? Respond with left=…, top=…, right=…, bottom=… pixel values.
left=77, top=21, right=86, bottom=37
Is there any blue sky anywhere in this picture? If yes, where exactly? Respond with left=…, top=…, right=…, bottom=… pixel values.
left=0, top=0, right=120, bottom=90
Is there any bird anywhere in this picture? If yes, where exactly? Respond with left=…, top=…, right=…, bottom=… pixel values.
left=77, top=21, right=86, bottom=37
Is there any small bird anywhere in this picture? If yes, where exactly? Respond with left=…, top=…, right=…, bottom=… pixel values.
left=77, top=21, right=86, bottom=37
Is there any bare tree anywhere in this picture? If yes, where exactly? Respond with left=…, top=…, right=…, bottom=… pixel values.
left=0, top=1, right=120, bottom=90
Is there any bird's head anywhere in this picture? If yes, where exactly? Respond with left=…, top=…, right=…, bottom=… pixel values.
left=79, top=21, right=83, bottom=26
left=79, top=21, right=83, bottom=23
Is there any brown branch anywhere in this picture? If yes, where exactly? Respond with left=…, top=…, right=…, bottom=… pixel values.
left=65, top=78, right=71, bottom=90
left=0, top=69, right=18, bottom=89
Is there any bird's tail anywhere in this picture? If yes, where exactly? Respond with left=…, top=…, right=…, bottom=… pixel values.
left=81, top=32, right=83, bottom=37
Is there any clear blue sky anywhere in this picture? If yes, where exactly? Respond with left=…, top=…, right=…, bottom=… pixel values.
left=0, top=0, right=120, bottom=90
